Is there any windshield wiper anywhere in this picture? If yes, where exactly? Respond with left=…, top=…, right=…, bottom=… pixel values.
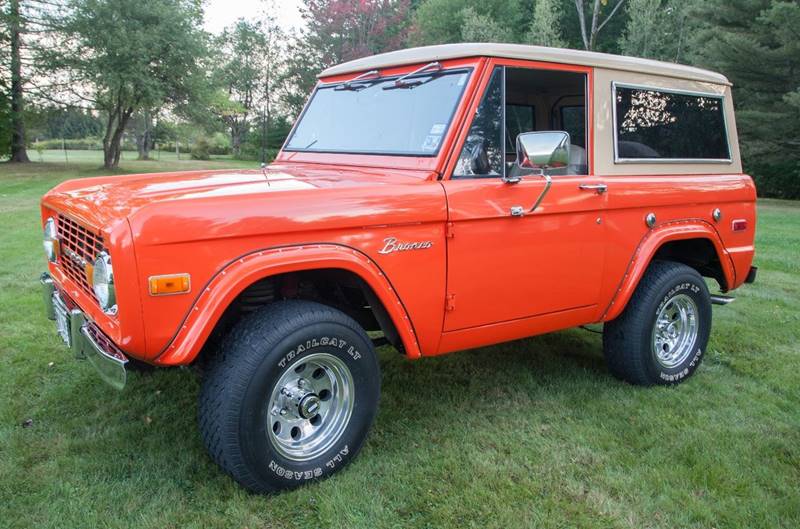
left=335, top=69, right=381, bottom=91
left=383, top=61, right=443, bottom=90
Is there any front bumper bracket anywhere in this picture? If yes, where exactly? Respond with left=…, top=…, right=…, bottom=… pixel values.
left=41, top=273, right=128, bottom=390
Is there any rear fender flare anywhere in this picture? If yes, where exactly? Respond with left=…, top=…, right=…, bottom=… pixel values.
left=154, top=243, right=421, bottom=365
left=601, top=219, right=735, bottom=322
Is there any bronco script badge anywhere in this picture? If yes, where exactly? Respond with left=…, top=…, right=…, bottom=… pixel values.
left=378, top=237, right=433, bottom=255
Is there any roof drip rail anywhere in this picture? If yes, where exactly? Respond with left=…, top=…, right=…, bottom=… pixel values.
left=385, top=61, right=442, bottom=89
left=335, top=69, right=381, bottom=91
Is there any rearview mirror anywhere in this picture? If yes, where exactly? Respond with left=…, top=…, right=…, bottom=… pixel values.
left=504, top=131, right=570, bottom=184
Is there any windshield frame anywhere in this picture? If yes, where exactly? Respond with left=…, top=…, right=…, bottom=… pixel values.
left=282, top=66, right=474, bottom=158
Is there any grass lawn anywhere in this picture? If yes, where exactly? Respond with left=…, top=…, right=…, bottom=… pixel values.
left=1, top=155, right=798, bottom=529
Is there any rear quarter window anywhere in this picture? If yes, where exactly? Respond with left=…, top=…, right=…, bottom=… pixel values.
left=613, top=84, right=731, bottom=162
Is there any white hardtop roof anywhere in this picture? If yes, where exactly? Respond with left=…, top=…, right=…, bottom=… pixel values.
left=319, top=43, right=730, bottom=86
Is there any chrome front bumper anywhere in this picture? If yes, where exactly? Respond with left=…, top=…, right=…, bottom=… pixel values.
left=41, top=273, right=128, bottom=390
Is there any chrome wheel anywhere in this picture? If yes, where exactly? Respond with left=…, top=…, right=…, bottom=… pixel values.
left=266, top=352, right=354, bottom=462
left=651, top=293, right=699, bottom=369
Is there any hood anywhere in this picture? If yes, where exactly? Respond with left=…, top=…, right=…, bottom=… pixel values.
left=42, top=163, right=437, bottom=230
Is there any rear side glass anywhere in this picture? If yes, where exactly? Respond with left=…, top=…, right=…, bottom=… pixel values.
left=614, top=85, right=730, bottom=161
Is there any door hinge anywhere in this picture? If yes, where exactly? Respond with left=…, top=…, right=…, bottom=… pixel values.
left=446, top=293, right=456, bottom=312
left=446, top=222, right=455, bottom=238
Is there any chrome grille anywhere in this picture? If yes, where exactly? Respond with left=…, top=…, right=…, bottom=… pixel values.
left=56, top=214, right=104, bottom=302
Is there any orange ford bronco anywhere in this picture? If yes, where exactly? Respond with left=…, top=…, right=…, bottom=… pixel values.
left=40, top=44, right=757, bottom=493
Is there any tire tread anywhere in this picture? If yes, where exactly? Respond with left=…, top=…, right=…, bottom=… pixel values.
left=603, top=260, right=710, bottom=386
left=198, top=300, right=375, bottom=493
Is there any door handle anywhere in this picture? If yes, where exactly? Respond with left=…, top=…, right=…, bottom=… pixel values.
left=578, top=183, right=607, bottom=194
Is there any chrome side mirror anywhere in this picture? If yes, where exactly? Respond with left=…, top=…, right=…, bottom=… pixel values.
left=502, top=131, right=570, bottom=214
left=503, top=131, right=571, bottom=184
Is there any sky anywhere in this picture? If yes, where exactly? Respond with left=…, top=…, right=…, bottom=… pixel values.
left=203, top=0, right=305, bottom=34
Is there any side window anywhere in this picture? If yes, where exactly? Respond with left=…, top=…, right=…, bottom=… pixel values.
left=614, top=85, right=730, bottom=161
left=506, top=104, right=536, bottom=154
left=454, top=67, right=504, bottom=178
left=560, top=106, right=585, bottom=148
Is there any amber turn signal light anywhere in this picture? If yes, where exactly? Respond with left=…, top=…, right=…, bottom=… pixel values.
left=149, top=274, right=191, bottom=296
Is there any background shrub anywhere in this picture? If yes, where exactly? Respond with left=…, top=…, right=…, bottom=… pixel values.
left=190, top=136, right=211, bottom=160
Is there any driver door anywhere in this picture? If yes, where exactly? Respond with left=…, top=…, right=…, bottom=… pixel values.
left=441, top=61, right=606, bottom=332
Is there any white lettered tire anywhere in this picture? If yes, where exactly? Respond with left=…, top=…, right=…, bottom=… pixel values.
left=198, top=300, right=380, bottom=493
left=603, top=261, right=712, bottom=386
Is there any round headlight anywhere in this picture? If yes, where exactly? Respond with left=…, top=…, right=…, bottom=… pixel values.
left=92, top=251, right=116, bottom=312
left=43, top=217, right=58, bottom=262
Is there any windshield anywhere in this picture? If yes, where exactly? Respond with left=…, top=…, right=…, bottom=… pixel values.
left=284, top=68, right=471, bottom=156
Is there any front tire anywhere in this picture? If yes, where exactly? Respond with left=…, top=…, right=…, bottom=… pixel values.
left=198, top=300, right=380, bottom=493
left=603, top=261, right=712, bottom=386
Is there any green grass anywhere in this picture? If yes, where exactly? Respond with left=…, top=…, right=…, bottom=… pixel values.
left=1, top=156, right=798, bottom=529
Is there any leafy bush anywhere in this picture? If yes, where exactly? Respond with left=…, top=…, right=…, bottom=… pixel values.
left=190, top=136, right=211, bottom=160
left=156, top=141, right=192, bottom=154
left=238, top=117, right=292, bottom=161
left=208, top=132, right=231, bottom=155
left=31, top=137, right=104, bottom=150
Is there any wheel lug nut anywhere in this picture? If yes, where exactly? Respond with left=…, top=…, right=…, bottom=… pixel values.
left=279, top=408, right=287, bottom=416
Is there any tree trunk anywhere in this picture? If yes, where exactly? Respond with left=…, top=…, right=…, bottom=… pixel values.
left=102, top=106, right=133, bottom=169
left=573, top=0, right=626, bottom=51
left=231, top=129, right=241, bottom=157
left=137, top=111, right=152, bottom=160
left=137, top=132, right=151, bottom=160
left=9, top=0, right=30, bottom=163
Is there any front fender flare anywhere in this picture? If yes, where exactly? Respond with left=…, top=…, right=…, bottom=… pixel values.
left=601, top=219, right=735, bottom=322
left=153, top=243, right=421, bottom=365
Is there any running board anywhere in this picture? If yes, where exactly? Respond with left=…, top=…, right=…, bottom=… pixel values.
left=710, top=295, right=735, bottom=305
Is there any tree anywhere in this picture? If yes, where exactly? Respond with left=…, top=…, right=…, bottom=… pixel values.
left=132, top=109, right=156, bottom=160
left=213, top=20, right=266, bottom=156
left=280, top=32, right=322, bottom=118
left=618, top=0, right=697, bottom=62
left=695, top=0, right=800, bottom=198
left=0, top=2, right=10, bottom=158
left=8, top=0, right=30, bottom=162
left=26, top=106, right=104, bottom=141
left=527, top=0, right=566, bottom=47
left=303, top=0, right=411, bottom=65
left=211, top=8, right=284, bottom=159
left=460, top=6, right=505, bottom=42
left=41, top=0, right=208, bottom=169
left=618, top=0, right=659, bottom=57
left=0, top=92, right=10, bottom=158
left=573, top=0, right=627, bottom=51
left=282, top=0, right=412, bottom=118
left=258, top=4, right=284, bottom=163
left=410, top=0, right=529, bottom=46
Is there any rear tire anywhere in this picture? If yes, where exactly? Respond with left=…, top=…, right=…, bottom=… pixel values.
left=198, top=300, right=380, bottom=493
left=603, top=260, right=712, bottom=386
